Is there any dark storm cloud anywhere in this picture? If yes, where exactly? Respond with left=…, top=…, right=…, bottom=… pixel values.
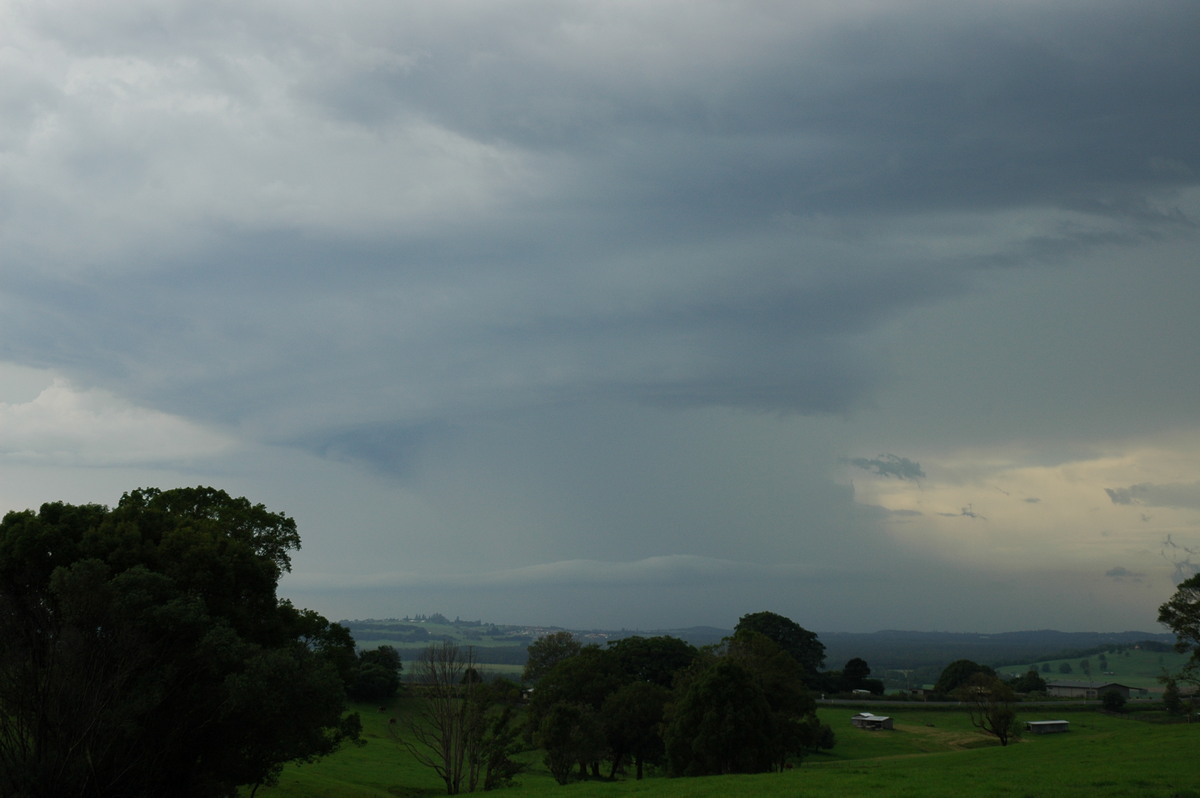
left=1107, top=482, right=1200, bottom=510
left=291, top=1, right=1200, bottom=219
left=2, top=1, right=1199, bottom=634
left=848, top=454, right=925, bottom=481
left=5, top=1, right=1199, bottom=459
left=1105, top=566, right=1143, bottom=582
left=1106, top=487, right=1138, bottom=505
left=937, top=505, right=986, bottom=520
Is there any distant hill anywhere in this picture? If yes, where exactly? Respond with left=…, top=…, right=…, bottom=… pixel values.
left=820, top=629, right=1176, bottom=670
left=336, top=618, right=734, bottom=668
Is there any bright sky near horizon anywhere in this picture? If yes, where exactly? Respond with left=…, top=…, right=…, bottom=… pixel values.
left=2, top=0, right=1199, bottom=633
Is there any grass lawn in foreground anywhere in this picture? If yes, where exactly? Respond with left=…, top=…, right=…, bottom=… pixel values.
left=256, top=701, right=1200, bottom=798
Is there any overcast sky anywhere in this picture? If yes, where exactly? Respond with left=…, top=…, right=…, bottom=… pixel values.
left=3, top=0, right=1199, bottom=633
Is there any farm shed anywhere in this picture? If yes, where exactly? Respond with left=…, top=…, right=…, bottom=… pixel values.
left=851, top=712, right=893, bottom=730
left=1025, top=720, right=1070, bottom=734
left=1045, top=681, right=1132, bottom=700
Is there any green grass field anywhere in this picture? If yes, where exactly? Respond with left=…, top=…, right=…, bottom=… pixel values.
left=255, top=700, right=1200, bottom=798
left=998, top=648, right=1188, bottom=692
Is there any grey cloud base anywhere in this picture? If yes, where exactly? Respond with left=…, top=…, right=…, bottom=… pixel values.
left=1, top=0, right=1198, bottom=632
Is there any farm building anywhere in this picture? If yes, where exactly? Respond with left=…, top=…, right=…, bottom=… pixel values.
left=1025, top=720, right=1070, bottom=734
left=1045, top=681, right=1132, bottom=700
left=851, top=712, right=893, bottom=730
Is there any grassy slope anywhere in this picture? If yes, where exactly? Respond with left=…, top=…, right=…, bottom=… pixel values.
left=997, top=649, right=1188, bottom=692
left=257, top=700, right=1200, bottom=798
left=259, top=699, right=445, bottom=798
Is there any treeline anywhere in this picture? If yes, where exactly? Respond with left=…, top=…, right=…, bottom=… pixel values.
left=521, top=611, right=837, bottom=784
left=341, top=619, right=536, bottom=645
left=347, top=625, right=439, bottom=643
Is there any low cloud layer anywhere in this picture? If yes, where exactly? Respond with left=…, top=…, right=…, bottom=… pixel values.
left=1107, top=482, right=1200, bottom=510
left=849, top=454, right=926, bottom=482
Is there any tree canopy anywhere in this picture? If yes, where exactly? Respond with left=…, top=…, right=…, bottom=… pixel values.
left=663, top=628, right=830, bottom=777
left=0, top=487, right=360, bottom=798
left=664, top=660, right=776, bottom=776
left=349, top=645, right=403, bottom=701
left=954, top=673, right=1018, bottom=746
left=523, top=630, right=583, bottom=683
left=734, top=611, right=826, bottom=678
left=934, top=659, right=997, bottom=695
left=1159, top=574, right=1200, bottom=685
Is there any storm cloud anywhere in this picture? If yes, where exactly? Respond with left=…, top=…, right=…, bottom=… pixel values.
left=849, top=454, right=926, bottom=482
left=1107, top=483, right=1200, bottom=510
left=2, top=1, right=1199, bottom=632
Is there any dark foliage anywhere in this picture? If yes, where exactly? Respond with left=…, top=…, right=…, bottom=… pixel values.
left=734, top=611, right=826, bottom=678
left=0, top=487, right=359, bottom=798
left=664, top=660, right=776, bottom=776
left=523, top=631, right=582, bottom=683
left=1159, top=574, right=1200, bottom=687
left=539, top=702, right=606, bottom=785
left=664, top=629, right=828, bottom=776
left=1101, top=689, right=1127, bottom=713
left=348, top=645, right=403, bottom=701
left=606, top=635, right=698, bottom=688
left=934, top=659, right=997, bottom=695
left=602, top=681, right=671, bottom=779
left=1008, top=669, right=1048, bottom=694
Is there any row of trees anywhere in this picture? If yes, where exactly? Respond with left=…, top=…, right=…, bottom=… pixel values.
left=1035, top=654, right=1112, bottom=676
left=398, top=611, right=862, bottom=792
left=379, top=579, right=1200, bottom=793
left=521, top=611, right=834, bottom=784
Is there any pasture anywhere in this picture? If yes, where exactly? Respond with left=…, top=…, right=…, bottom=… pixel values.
left=255, top=700, right=1200, bottom=798
left=998, top=648, right=1188, bottom=693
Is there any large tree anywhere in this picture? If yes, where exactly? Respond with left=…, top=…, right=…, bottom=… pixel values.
left=664, top=631, right=829, bottom=776
left=527, top=645, right=623, bottom=781
left=1158, top=574, right=1200, bottom=686
left=400, top=642, right=526, bottom=795
left=606, top=635, right=698, bottom=688
left=934, top=659, right=996, bottom=695
left=349, top=645, right=404, bottom=701
left=601, top=681, right=671, bottom=780
left=527, top=635, right=697, bottom=783
left=401, top=641, right=480, bottom=795
left=0, top=487, right=360, bottom=798
left=523, top=630, right=582, bottom=683
left=538, top=702, right=606, bottom=785
left=723, top=630, right=828, bottom=768
left=954, top=673, right=1019, bottom=746
left=734, top=611, right=826, bottom=679
left=664, top=660, right=776, bottom=776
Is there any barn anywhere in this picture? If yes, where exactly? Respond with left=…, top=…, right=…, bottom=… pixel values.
left=1025, top=719, right=1070, bottom=734
left=851, top=712, right=893, bottom=730
left=1045, top=681, right=1132, bottom=700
